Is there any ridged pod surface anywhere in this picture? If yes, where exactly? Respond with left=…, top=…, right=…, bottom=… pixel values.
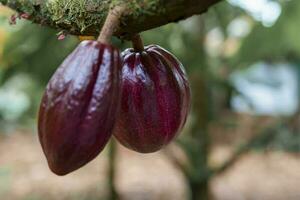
left=114, top=45, right=191, bottom=153
left=38, top=41, right=121, bottom=175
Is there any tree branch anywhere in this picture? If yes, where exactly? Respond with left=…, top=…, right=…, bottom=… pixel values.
left=210, top=122, right=281, bottom=176
left=0, top=0, right=222, bottom=37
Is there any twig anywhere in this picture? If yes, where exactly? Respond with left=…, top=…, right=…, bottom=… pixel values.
left=163, top=146, right=189, bottom=177
left=210, top=123, right=281, bottom=177
left=97, top=6, right=126, bottom=44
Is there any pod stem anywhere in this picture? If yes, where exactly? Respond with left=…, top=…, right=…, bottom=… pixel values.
left=97, top=5, right=126, bottom=44
left=131, top=34, right=145, bottom=52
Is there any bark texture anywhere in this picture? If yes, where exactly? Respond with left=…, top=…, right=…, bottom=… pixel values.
left=0, top=0, right=222, bottom=37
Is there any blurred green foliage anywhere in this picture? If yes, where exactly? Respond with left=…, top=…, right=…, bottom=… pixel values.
left=0, top=2, right=300, bottom=200
left=0, top=0, right=300, bottom=153
left=0, top=15, right=78, bottom=130
left=1, top=23, right=78, bottom=85
left=236, top=0, right=300, bottom=66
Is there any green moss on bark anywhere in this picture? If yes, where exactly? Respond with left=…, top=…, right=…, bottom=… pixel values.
left=47, top=0, right=165, bottom=34
left=47, top=0, right=109, bottom=33
left=0, top=0, right=221, bottom=37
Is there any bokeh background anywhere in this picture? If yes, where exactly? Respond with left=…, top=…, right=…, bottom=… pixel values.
left=1, top=0, right=300, bottom=199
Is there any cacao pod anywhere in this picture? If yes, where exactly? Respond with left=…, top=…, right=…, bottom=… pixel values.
left=113, top=45, right=191, bottom=153
left=38, top=41, right=121, bottom=175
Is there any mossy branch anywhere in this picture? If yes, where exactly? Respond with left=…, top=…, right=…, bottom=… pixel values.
left=0, top=0, right=222, bottom=38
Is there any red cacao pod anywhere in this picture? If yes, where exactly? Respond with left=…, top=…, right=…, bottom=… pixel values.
left=113, top=45, right=191, bottom=153
left=38, top=41, right=121, bottom=175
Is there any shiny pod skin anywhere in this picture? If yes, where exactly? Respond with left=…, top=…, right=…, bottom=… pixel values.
left=38, top=41, right=121, bottom=175
left=113, top=45, right=191, bottom=153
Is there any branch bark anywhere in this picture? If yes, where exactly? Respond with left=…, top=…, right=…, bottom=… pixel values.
left=0, top=0, right=222, bottom=37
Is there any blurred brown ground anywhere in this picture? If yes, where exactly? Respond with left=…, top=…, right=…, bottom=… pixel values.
left=0, top=114, right=300, bottom=200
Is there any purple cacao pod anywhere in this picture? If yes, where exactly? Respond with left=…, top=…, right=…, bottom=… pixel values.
left=38, top=41, right=121, bottom=175
left=113, top=45, right=191, bottom=153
